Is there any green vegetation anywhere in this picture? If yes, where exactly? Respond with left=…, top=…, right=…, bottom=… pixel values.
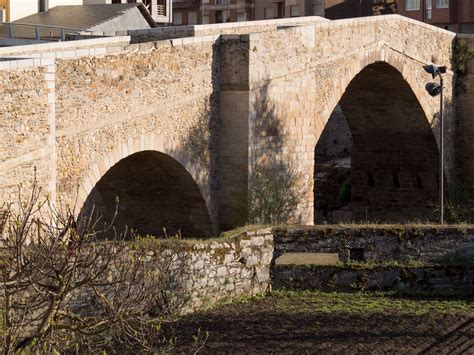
left=269, top=291, right=473, bottom=316
left=335, top=259, right=427, bottom=269
left=338, top=175, right=351, bottom=205
left=164, top=290, right=473, bottom=353
left=454, top=38, right=474, bottom=92
left=454, top=39, right=474, bottom=78
left=224, top=290, right=473, bottom=316
left=333, top=258, right=474, bottom=270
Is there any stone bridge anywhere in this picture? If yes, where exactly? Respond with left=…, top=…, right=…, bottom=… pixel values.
left=1, top=15, right=471, bottom=237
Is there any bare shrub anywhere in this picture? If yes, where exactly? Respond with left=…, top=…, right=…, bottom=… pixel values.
left=235, top=161, right=302, bottom=226
left=0, top=178, right=190, bottom=353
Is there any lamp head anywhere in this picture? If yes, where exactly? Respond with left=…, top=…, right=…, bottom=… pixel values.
left=426, top=82, right=442, bottom=97
left=423, top=64, right=447, bottom=78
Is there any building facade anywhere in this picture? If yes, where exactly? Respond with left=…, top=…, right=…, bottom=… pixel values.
left=172, top=0, right=200, bottom=25
left=255, top=0, right=324, bottom=20
left=173, top=0, right=254, bottom=25
left=396, top=0, right=474, bottom=33
left=171, top=0, right=324, bottom=25
left=201, top=0, right=254, bottom=24
left=0, top=0, right=85, bottom=22
left=0, top=0, right=171, bottom=23
left=326, top=0, right=474, bottom=34
left=325, top=0, right=397, bottom=20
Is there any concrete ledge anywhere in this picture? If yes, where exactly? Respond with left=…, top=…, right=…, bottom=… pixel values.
left=275, top=253, right=339, bottom=266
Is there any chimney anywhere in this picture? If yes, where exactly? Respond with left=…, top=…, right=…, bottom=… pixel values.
left=39, top=0, right=49, bottom=12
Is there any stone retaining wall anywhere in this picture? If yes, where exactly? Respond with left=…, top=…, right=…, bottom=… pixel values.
left=179, top=229, right=273, bottom=312
left=273, top=226, right=474, bottom=263
left=70, top=229, right=273, bottom=315
left=273, top=265, right=474, bottom=292
left=272, top=226, right=474, bottom=292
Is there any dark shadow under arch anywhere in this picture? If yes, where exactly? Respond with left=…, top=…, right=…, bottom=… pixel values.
left=315, top=62, right=440, bottom=223
left=81, top=150, right=213, bottom=238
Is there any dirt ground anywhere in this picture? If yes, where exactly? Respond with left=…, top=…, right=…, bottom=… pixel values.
left=164, top=291, right=474, bottom=354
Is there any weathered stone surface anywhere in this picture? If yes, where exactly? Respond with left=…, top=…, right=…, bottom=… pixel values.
left=66, top=226, right=473, bottom=315
left=0, top=15, right=461, bottom=232
left=272, top=265, right=474, bottom=292
left=273, top=226, right=474, bottom=262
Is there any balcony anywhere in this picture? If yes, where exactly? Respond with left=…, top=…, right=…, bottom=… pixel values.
left=142, top=0, right=172, bottom=22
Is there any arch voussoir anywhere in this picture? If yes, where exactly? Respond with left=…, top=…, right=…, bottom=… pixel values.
left=76, top=133, right=215, bottom=236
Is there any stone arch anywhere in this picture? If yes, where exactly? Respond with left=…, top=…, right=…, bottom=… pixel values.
left=77, top=133, right=215, bottom=238
left=317, top=45, right=438, bottom=133
left=314, top=49, right=442, bottom=223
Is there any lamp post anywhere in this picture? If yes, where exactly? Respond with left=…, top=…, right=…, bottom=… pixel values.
left=423, top=64, right=446, bottom=225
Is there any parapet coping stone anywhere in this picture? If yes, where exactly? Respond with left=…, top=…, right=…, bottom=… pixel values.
left=142, top=14, right=456, bottom=38
left=0, top=14, right=458, bottom=70
left=0, top=35, right=131, bottom=57
left=165, top=15, right=329, bottom=33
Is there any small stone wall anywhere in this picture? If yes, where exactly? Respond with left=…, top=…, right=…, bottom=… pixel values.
left=273, top=226, right=474, bottom=263
left=180, top=229, right=273, bottom=312
left=273, top=265, right=474, bottom=292
left=71, top=229, right=273, bottom=315
left=272, top=226, right=474, bottom=292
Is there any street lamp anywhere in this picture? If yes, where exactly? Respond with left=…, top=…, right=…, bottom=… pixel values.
left=423, top=64, right=447, bottom=225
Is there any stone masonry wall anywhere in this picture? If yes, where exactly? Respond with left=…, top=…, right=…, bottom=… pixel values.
left=0, top=15, right=462, bottom=233
left=54, top=39, right=220, bottom=234
left=70, top=229, right=274, bottom=315
left=272, top=226, right=474, bottom=292
left=70, top=225, right=473, bottom=315
left=273, top=226, right=474, bottom=263
left=179, top=229, right=273, bottom=313
left=0, top=60, right=55, bottom=205
left=241, top=15, right=456, bottom=225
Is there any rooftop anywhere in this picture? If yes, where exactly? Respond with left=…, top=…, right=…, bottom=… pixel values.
left=14, top=4, right=156, bottom=31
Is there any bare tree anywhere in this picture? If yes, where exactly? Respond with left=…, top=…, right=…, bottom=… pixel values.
left=246, top=162, right=302, bottom=225
left=0, top=177, right=190, bottom=353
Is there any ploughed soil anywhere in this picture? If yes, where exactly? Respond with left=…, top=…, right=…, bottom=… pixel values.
left=164, top=291, right=474, bottom=354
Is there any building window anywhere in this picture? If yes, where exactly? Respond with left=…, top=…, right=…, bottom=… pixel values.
left=416, top=176, right=423, bottom=189
left=202, top=14, right=209, bottom=24
left=312, top=4, right=322, bottom=16
left=173, top=12, right=182, bottom=25
left=392, top=172, right=400, bottom=189
left=277, top=3, right=284, bottom=17
left=188, top=11, right=197, bottom=25
left=367, top=173, right=375, bottom=188
left=290, top=5, right=300, bottom=17
left=425, top=0, right=432, bottom=19
left=216, top=10, right=230, bottom=23
left=405, top=0, right=420, bottom=11
left=436, top=0, right=449, bottom=8
left=237, top=12, right=247, bottom=22
left=264, top=7, right=274, bottom=19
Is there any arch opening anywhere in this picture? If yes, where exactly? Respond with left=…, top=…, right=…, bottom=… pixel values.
left=81, top=151, right=213, bottom=238
left=315, top=62, right=440, bottom=223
